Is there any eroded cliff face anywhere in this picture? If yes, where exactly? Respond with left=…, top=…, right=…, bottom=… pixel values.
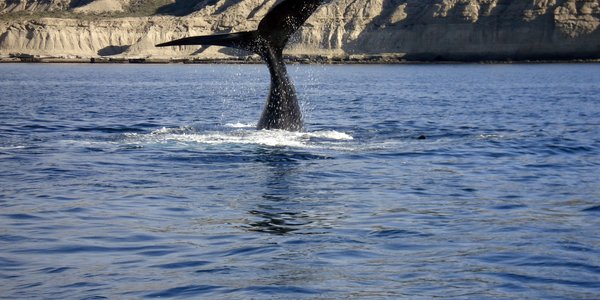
left=333, top=0, right=600, bottom=60
left=0, top=0, right=71, bottom=13
left=1, top=0, right=599, bottom=61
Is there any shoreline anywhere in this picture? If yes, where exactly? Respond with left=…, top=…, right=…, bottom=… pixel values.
left=1, top=55, right=599, bottom=65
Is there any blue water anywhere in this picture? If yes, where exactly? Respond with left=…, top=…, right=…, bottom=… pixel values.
left=1, top=63, right=599, bottom=299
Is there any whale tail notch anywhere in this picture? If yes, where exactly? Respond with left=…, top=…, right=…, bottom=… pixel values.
left=156, top=0, right=323, bottom=57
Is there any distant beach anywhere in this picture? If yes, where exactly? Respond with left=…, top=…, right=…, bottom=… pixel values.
left=2, top=53, right=599, bottom=64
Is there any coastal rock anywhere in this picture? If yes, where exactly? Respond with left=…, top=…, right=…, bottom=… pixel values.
left=0, top=0, right=71, bottom=13
left=72, top=0, right=132, bottom=14
left=0, top=0, right=599, bottom=61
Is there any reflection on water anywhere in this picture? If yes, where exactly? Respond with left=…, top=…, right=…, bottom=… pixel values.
left=250, top=149, right=311, bottom=235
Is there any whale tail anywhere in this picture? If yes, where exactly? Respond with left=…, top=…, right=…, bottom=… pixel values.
left=156, top=0, right=323, bottom=57
left=156, top=0, right=324, bottom=131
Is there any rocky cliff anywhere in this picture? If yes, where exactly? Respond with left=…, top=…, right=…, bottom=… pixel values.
left=1, top=0, right=599, bottom=61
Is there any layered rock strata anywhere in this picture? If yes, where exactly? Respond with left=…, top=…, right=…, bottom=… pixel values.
left=0, top=0, right=599, bottom=61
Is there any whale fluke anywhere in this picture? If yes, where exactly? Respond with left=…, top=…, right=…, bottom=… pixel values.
left=157, top=0, right=325, bottom=131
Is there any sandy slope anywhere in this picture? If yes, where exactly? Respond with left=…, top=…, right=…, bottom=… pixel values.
left=72, top=0, right=132, bottom=14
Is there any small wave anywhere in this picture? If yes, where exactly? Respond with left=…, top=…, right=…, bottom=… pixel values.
left=582, top=205, right=600, bottom=212
left=478, top=134, right=504, bottom=139
left=39, top=267, right=72, bottom=274
left=76, top=125, right=147, bottom=133
left=0, top=145, right=26, bottom=150
left=149, top=126, right=195, bottom=135
left=146, top=285, right=223, bottom=298
left=150, top=260, right=210, bottom=269
left=302, top=130, right=353, bottom=141
left=3, top=213, right=43, bottom=220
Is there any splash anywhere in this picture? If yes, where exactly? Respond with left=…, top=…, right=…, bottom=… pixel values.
left=224, top=123, right=256, bottom=129
left=124, top=125, right=354, bottom=150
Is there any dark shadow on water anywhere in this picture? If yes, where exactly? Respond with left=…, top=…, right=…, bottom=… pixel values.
left=246, top=148, right=316, bottom=235
left=248, top=209, right=310, bottom=235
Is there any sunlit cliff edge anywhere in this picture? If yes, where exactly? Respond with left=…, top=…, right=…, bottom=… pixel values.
left=1, top=0, right=599, bottom=62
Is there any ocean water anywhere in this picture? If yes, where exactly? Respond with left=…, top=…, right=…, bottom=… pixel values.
left=0, top=63, right=599, bottom=299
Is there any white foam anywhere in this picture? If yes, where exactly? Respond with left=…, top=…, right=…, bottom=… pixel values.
left=126, top=127, right=355, bottom=150
left=302, top=130, right=354, bottom=141
left=0, top=145, right=26, bottom=150
left=225, top=122, right=255, bottom=128
left=478, top=134, right=504, bottom=139
left=150, top=126, right=194, bottom=135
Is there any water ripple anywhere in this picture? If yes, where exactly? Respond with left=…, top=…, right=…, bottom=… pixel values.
left=14, top=245, right=173, bottom=254
left=1, top=64, right=599, bottom=299
left=150, top=260, right=210, bottom=269
left=146, top=285, right=224, bottom=298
